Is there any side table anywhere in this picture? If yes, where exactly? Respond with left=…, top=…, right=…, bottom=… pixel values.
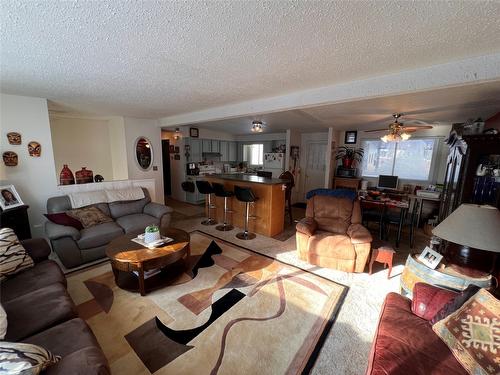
left=0, top=205, right=31, bottom=240
left=369, top=240, right=395, bottom=279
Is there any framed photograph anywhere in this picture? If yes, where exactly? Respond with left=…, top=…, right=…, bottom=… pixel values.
left=169, top=145, right=175, bottom=153
left=345, top=131, right=357, bottom=144
left=174, top=154, right=180, bottom=160
left=418, top=246, right=443, bottom=269
left=189, top=127, right=199, bottom=138
left=0, top=185, right=24, bottom=210
left=174, top=146, right=180, bottom=154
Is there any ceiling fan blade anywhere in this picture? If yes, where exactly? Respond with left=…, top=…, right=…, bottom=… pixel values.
left=402, top=125, right=433, bottom=131
left=364, top=128, right=390, bottom=133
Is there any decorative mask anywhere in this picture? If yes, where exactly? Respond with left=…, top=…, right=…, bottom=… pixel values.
left=28, top=141, right=41, bottom=157
left=7, top=132, right=21, bottom=145
left=3, top=151, right=18, bottom=166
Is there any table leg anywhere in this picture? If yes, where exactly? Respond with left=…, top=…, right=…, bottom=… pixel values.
left=138, top=265, right=146, bottom=296
left=396, top=208, right=406, bottom=248
left=369, top=249, right=378, bottom=275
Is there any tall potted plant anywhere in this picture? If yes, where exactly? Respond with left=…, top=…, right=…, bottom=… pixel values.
left=335, top=146, right=364, bottom=169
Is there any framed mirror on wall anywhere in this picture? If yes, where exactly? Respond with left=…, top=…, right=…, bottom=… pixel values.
left=135, top=137, right=153, bottom=170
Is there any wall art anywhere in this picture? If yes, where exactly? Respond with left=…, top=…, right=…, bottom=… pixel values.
left=0, top=184, right=24, bottom=210
left=6, top=132, right=21, bottom=145
left=28, top=141, right=41, bottom=157
left=3, top=151, right=18, bottom=166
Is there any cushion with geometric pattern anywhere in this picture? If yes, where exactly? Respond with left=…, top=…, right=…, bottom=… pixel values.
left=0, top=227, right=34, bottom=281
left=0, top=341, right=60, bottom=374
left=432, top=288, right=500, bottom=375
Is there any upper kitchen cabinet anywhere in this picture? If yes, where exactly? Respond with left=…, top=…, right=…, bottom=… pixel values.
left=202, top=139, right=212, bottom=153
left=211, top=140, right=220, bottom=153
left=189, top=138, right=202, bottom=161
left=229, top=141, right=237, bottom=161
left=219, top=141, right=229, bottom=161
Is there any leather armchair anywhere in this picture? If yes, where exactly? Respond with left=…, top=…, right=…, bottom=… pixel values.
left=296, top=195, right=372, bottom=272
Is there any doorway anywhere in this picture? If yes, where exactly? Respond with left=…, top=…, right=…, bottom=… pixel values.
left=161, top=140, right=172, bottom=199
left=302, top=140, right=327, bottom=199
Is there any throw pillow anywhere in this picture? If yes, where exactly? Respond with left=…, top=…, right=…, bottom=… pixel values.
left=66, top=206, right=113, bottom=229
left=0, top=228, right=34, bottom=281
left=432, top=288, right=500, bottom=375
left=0, top=341, right=60, bottom=374
left=44, top=212, right=84, bottom=230
left=430, top=284, right=481, bottom=325
left=0, top=303, right=7, bottom=340
left=411, top=282, right=458, bottom=321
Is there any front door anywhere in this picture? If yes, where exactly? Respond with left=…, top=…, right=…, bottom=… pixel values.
left=303, top=141, right=327, bottom=199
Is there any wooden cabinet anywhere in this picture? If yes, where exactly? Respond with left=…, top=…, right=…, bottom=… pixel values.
left=219, top=141, right=228, bottom=161
left=333, top=177, right=361, bottom=190
left=0, top=205, right=31, bottom=240
left=229, top=141, right=238, bottom=161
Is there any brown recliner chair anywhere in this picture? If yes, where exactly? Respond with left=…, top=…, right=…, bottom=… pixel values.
left=296, top=195, right=372, bottom=272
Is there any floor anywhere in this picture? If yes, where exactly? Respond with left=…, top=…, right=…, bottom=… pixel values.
left=166, top=198, right=430, bottom=374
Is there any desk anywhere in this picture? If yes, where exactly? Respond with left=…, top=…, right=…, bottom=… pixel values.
left=359, top=197, right=409, bottom=248
left=408, top=194, right=441, bottom=228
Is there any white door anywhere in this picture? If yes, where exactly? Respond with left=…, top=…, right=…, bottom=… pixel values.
left=303, top=141, right=327, bottom=198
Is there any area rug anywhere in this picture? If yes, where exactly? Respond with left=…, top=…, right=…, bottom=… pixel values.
left=66, top=231, right=347, bottom=374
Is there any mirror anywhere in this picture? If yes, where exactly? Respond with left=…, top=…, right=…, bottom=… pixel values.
left=135, top=137, right=153, bottom=170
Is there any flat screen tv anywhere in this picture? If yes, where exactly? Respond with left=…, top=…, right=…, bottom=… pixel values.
left=378, top=175, right=398, bottom=190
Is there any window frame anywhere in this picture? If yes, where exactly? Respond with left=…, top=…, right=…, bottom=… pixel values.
left=360, top=137, right=441, bottom=182
left=242, top=143, right=264, bottom=166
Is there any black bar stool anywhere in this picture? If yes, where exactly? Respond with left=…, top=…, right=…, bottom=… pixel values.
left=196, top=180, right=217, bottom=225
left=212, top=182, right=234, bottom=231
left=234, top=186, right=257, bottom=240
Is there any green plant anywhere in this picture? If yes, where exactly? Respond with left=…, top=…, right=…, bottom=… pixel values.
left=145, top=225, right=159, bottom=233
left=335, top=146, right=364, bottom=161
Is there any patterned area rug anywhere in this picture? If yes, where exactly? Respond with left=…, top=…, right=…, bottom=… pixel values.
left=67, top=231, right=347, bottom=374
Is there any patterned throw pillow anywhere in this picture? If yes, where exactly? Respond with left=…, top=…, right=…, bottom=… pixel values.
left=430, top=284, right=481, bottom=325
left=0, top=341, right=60, bottom=374
left=0, top=303, right=6, bottom=340
left=432, top=288, right=500, bottom=375
left=0, top=228, right=34, bottom=281
left=66, top=206, right=113, bottom=228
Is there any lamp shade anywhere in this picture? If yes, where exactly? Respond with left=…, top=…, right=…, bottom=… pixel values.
left=432, top=204, right=500, bottom=252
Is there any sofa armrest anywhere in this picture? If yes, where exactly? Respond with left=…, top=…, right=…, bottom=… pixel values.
left=143, top=202, right=173, bottom=219
left=347, top=223, right=372, bottom=244
left=296, top=217, right=317, bottom=236
left=45, top=221, right=81, bottom=241
left=20, top=238, right=51, bottom=263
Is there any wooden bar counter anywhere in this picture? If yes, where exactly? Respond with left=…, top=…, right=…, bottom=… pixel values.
left=204, top=174, right=287, bottom=237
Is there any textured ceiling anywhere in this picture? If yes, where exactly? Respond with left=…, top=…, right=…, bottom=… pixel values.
left=2, top=1, right=500, bottom=118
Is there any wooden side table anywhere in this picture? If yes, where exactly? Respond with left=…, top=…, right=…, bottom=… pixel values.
left=369, top=240, right=395, bottom=279
left=333, top=177, right=361, bottom=190
left=0, top=205, right=31, bottom=240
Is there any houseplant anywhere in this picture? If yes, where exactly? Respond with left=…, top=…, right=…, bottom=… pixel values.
left=144, top=224, right=161, bottom=243
left=335, top=146, right=364, bottom=169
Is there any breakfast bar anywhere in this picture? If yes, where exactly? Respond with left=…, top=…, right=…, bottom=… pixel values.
left=204, top=174, right=287, bottom=237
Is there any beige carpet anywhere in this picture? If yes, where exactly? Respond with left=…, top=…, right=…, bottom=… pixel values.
left=67, top=231, right=346, bottom=374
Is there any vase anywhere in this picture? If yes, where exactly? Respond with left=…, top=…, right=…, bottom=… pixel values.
left=75, top=167, right=94, bottom=184
left=59, top=165, right=75, bottom=185
left=342, top=158, right=353, bottom=168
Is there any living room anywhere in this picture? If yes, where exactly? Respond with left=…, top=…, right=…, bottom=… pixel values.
left=1, top=1, right=500, bottom=375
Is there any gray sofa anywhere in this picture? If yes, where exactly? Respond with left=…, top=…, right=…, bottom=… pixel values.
left=45, top=188, right=173, bottom=268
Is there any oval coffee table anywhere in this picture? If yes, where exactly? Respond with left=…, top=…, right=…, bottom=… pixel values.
left=106, top=227, right=190, bottom=296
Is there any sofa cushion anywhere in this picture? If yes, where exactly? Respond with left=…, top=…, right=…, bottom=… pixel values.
left=108, top=197, right=150, bottom=219
left=411, top=283, right=457, bottom=321
left=4, top=283, right=77, bottom=341
left=116, top=213, right=160, bottom=233
left=307, top=231, right=353, bottom=259
left=44, top=212, right=84, bottom=230
left=0, top=260, right=66, bottom=303
left=0, top=228, right=34, bottom=281
left=77, top=222, right=124, bottom=250
left=0, top=341, right=60, bottom=374
left=306, top=195, right=353, bottom=233
left=430, top=283, right=481, bottom=325
left=432, top=288, right=499, bottom=375
left=67, top=207, right=113, bottom=229
left=366, top=292, right=467, bottom=375
left=0, top=303, right=6, bottom=340
left=45, top=347, right=110, bottom=375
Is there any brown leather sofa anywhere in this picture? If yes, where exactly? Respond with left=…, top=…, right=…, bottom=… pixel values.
left=1, top=238, right=110, bottom=374
left=366, top=284, right=466, bottom=375
left=296, top=195, right=372, bottom=272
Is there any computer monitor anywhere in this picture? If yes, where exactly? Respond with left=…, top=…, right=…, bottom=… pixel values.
left=378, top=175, right=398, bottom=190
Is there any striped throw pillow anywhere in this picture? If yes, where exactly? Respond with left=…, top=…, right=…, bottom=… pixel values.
left=0, top=341, right=60, bottom=374
left=0, top=228, right=34, bottom=281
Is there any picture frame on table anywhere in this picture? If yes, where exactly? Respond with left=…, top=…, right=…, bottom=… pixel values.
left=189, top=127, right=199, bottom=138
left=418, top=246, right=443, bottom=269
left=0, top=184, right=24, bottom=210
left=344, top=131, right=357, bottom=144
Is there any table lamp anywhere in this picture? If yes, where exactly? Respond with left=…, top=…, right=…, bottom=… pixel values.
left=432, top=204, right=500, bottom=277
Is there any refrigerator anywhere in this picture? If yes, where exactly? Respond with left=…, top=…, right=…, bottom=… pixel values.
left=263, top=153, right=285, bottom=178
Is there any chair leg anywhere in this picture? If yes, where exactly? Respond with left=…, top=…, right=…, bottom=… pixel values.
left=201, top=193, right=217, bottom=225
left=216, top=197, right=234, bottom=231
left=236, top=202, right=255, bottom=240
left=288, top=199, right=293, bottom=224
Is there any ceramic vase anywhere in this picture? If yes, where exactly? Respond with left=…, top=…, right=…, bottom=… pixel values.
left=75, top=167, right=93, bottom=184
left=59, top=165, right=75, bottom=185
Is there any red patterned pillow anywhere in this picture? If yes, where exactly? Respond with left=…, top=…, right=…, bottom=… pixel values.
left=430, top=284, right=481, bottom=325
left=44, top=213, right=83, bottom=230
left=411, top=282, right=458, bottom=320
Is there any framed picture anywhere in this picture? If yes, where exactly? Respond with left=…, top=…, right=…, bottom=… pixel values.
left=189, top=127, right=199, bottom=138
left=169, top=145, right=175, bottom=153
left=0, top=185, right=24, bottom=210
left=345, top=131, right=357, bottom=144
left=174, top=154, right=180, bottom=160
left=174, top=146, right=180, bottom=154
left=418, top=246, right=443, bottom=269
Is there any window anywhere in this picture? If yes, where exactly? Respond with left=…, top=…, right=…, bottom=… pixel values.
left=243, top=144, right=264, bottom=165
left=361, top=138, right=437, bottom=181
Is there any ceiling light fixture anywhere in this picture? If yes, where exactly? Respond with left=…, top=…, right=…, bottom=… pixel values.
left=380, top=113, right=411, bottom=143
left=251, top=120, right=263, bottom=133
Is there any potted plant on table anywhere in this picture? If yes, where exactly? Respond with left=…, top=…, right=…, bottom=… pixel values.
left=335, top=146, right=364, bottom=169
left=144, top=225, right=161, bottom=244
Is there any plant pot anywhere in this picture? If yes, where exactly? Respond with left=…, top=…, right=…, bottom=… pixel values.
left=144, top=230, right=161, bottom=244
left=342, top=158, right=353, bottom=169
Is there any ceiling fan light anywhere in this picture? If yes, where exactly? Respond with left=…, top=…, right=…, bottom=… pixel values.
left=381, top=135, right=388, bottom=142
left=401, top=132, right=411, bottom=140
left=251, top=121, right=263, bottom=133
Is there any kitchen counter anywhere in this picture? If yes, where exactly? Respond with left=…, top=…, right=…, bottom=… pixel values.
left=209, top=173, right=288, bottom=185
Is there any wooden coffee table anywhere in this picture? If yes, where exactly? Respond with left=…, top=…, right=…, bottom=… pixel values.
left=106, top=227, right=190, bottom=296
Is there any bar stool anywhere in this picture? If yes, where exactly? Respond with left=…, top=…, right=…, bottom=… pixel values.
left=211, top=182, right=234, bottom=231
left=234, top=186, right=257, bottom=240
left=196, top=180, right=217, bottom=225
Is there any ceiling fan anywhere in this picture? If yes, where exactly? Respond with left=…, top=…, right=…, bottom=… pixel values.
left=364, top=113, right=433, bottom=142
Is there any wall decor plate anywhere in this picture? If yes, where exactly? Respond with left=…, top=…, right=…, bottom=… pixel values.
left=3, top=151, right=18, bottom=166
left=6, top=132, right=21, bottom=145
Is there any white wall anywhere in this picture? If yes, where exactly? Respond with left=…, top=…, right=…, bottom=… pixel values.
left=124, top=117, right=164, bottom=203
left=108, top=116, right=129, bottom=180
left=0, top=94, right=58, bottom=237
left=50, top=117, right=114, bottom=181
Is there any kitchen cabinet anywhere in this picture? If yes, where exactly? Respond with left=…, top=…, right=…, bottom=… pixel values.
left=211, top=140, right=220, bottom=153
left=189, top=138, right=202, bottom=162
left=202, top=139, right=212, bottom=153
left=219, top=141, right=228, bottom=161
left=229, top=141, right=237, bottom=161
